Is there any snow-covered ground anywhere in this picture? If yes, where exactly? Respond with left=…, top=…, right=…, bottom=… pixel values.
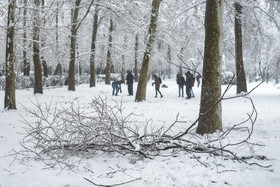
left=0, top=79, right=279, bottom=187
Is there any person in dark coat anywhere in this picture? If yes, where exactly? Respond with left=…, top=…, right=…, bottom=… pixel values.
left=189, top=73, right=195, bottom=98
left=185, top=71, right=192, bottom=99
left=111, top=80, right=122, bottom=96
left=177, top=73, right=185, bottom=97
left=126, top=70, right=134, bottom=96
left=152, top=74, right=163, bottom=98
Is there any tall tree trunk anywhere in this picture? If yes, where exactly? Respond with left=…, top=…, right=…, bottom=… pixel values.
left=33, top=0, right=43, bottom=94
left=276, top=60, right=279, bottom=84
left=196, top=0, right=223, bottom=135
left=121, top=34, right=127, bottom=83
left=167, top=44, right=172, bottom=79
left=134, top=34, right=139, bottom=82
left=105, top=18, right=113, bottom=85
left=135, top=0, right=161, bottom=102
left=4, top=0, right=16, bottom=110
left=90, top=3, right=99, bottom=87
left=68, top=0, right=81, bottom=91
left=54, top=0, right=60, bottom=74
left=234, top=2, right=247, bottom=94
left=41, top=0, right=48, bottom=78
left=23, top=0, right=30, bottom=76
left=121, top=54, right=125, bottom=83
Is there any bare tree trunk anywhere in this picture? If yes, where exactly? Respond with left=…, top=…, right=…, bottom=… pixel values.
left=121, top=35, right=127, bottom=83
left=68, top=0, right=81, bottom=91
left=135, top=0, right=162, bottom=101
left=42, top=60, right=48, bottom=77
left=235, top=2, right=247, bottom=94
left=4, top=0, right=16, bottom=110
left=121, top=54, right=125, bottom=83
left=105, top=18, right=113, bottom=85
left=134, top=34, right=139, bottom=82
left=89, top=3, right=99, bottom=87
left=54, top=0, right=60, bottom=75
left=167, top=44, right=172, bottom=79
left=33, top=0, right=43, bottom=94
left=276, top=59, right=279, bottom=84
left=23, top=0, right=29, bottom=76
left=196, top=0, right=223, bottom=135
left=53, top=63, right=62, bottom=75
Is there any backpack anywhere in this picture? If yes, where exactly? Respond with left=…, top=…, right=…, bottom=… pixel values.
left=158, top=77, right=162, bottom=84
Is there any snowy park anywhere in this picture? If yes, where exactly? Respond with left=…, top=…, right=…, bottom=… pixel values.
left=1, top=79, right=280, bottom=187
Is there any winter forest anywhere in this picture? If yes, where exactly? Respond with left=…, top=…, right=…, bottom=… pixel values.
left=1, top=0, right=279, bottom=95
left=1, top=0, right=280, bottom=186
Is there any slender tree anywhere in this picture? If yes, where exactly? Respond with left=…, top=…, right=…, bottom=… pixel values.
left=121, top=34, right=127, bottom=83
left=135, top=0, right=162, bottom=102
left=196, top=0, right=224, bottom=135
left=23, top=0, right=30, bottom=76
left=234, top=2, right=247, bottom=94
left=33, top=0, right=43, bottom=94
left=134, top=34, right=139, bottom=82
left=105, top=18, right=113, bottom=85
left=167, top=44, right=172, bottom=79
left=89, top=2, right=99, bottom=87
left=4, top=0, right=16, bottom=110
left=41, top=0, right=48, bottom=78
left=68, top=0, right=81, bottom=91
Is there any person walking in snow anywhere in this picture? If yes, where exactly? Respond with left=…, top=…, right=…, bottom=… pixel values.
left=152, top=74, right=163, bottom=98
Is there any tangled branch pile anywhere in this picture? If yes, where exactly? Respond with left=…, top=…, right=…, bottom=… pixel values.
left=18, top=96, right=269, bottom=168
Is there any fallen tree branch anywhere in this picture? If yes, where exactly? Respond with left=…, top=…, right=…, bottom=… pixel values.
left=83, top=177, right=142, bottom=187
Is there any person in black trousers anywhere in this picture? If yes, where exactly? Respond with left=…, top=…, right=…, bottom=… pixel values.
left=126, top=70, right=134, bottom=96
left=152, top=74, right=163, bottom=98
left=177, top=73, right=185, bottom=97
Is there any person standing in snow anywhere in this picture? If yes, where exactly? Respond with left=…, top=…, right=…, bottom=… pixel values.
left=185, top=71, right=192, bottom=99
left=177, top=73, right=185, bottom=97
left=196, top=74, right=201, bottom=87
left=126, top=70, right=134, bottom=96
left=189, top=73, right=195, bottom=98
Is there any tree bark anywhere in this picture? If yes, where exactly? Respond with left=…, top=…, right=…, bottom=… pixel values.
left=121, top=34, right=127, bottom=83
left=68, top=0, right=81, bottom=91
left=23, top=0, right=30, bottom=76
left=4, top=0, right=16, bottom=110
left=134, top=34, right=139, bottom=82
left=167, top=44, right=172, bottom=79
left=33, top=0, right=43, bottom=94
left=196, top=0, right=223, bottom=135
left=234, top=2, right=247, bottom=94
left=135, top=0, right=162, bottom=102
left=89, top=3, right=99, bottom=87
left=105, top=18, right=113, bottom=85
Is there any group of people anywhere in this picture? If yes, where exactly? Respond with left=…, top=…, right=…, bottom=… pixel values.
left=111, top=70, right=134, bottom=96
left=112, top=70, right=201, bottom=100
left=177, top=71, right=198, bottom=99
left=111, top=71, right=164, bottom=98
